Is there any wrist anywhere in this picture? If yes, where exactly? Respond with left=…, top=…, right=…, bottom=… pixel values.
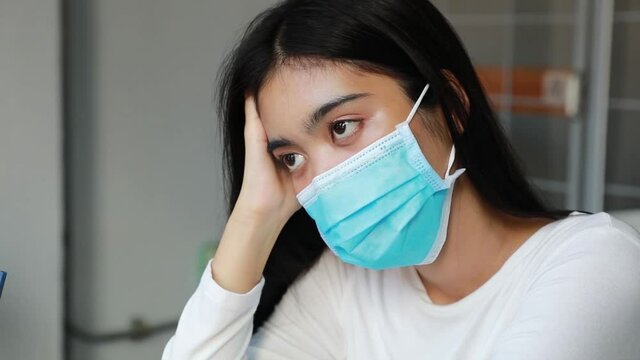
left=231, top=201, right=291, bottom=230
left=227, top=206, right=287, bottom=242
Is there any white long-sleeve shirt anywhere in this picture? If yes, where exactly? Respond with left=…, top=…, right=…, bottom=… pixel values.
left=162, top=212, right=640, bottom=359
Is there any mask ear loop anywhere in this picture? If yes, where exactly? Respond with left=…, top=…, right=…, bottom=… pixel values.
left=400, top=83, right=430, bottom=126
left=401, top=83, right=460, bottom=182
left=401, top=83, right=461, bottom=182
left=445, top=145, right=457, bottom=180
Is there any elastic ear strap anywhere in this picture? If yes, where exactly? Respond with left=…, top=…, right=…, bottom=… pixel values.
left=403, top=83, right=430, bottom=125
left=445, top=145, right=456, bottom=179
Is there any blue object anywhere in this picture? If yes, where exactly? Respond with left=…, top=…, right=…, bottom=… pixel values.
left=296, top=83, right=466, bottom=270
left=0, top=271, right=6, bottom=299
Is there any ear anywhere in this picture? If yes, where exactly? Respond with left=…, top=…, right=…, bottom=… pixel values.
left=441, top=69, right=469, bottom=134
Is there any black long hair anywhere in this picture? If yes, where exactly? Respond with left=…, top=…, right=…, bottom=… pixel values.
left=216, top=0, right=570, bottom=332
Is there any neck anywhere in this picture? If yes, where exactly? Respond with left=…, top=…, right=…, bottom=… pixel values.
left=413, top=174, right=553, bottom=305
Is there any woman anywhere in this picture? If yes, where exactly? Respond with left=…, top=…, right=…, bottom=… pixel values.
left=163, top=0, right=640, bottom=358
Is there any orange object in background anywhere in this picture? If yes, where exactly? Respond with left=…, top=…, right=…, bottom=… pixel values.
left=475, top=66, right=581, bottom=118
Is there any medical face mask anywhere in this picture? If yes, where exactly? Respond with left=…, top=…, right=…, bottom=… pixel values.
left=296, top=83, right=466, bottom=270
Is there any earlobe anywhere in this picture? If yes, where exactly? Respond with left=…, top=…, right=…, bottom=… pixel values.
left=441, top=70, right=469, bottom=134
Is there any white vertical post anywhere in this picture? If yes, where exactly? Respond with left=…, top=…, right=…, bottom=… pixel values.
left=583, top=0, right=615, bottom=212
left=566, top=0, right=589, bottom=210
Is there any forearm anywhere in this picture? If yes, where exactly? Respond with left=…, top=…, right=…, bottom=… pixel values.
left=211, top=206, right=287, bottom=294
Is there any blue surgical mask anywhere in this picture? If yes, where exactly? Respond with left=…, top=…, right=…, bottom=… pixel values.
left=296, top=83, right=466, bottom=270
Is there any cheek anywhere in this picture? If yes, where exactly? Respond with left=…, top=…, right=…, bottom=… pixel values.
left=292, top=177, right=309, bottom=195
left=291, top=117, right=399, bottom=194
left=291, top=146, right=366, bottom=195
left=357, top=110, right=401, bottom=148
left=291, top=169, right=318, bottom=195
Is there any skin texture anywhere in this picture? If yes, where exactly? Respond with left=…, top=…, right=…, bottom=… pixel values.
left=213, top=61, right=552, bottom=303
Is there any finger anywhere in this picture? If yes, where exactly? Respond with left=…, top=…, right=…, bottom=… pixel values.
left=244, top=96, right=267, bottom=143
left=244, top=95, right=259, bottom=125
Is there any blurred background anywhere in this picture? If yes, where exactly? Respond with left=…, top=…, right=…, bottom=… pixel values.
left=1, top=0, right=638, bottom=359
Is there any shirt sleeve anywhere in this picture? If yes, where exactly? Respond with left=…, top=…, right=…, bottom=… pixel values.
left=490, top=216, right=640, bottom=360
left=248, top=248, right=348, bottom=359
left=161, top=257, right=265, bottom=360
left=162, top=248, right=347, bottom=360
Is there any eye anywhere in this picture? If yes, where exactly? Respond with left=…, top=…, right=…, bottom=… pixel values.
left=331, top=119, right=361, bottom=141
left=279, top=153, right=305, bottom=172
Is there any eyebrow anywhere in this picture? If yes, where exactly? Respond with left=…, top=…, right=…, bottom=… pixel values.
left=304, top=92, right=371, bottom=133
left=267, top=138, right=292, bottom=152
left=267, top=92, right=371, bottom=153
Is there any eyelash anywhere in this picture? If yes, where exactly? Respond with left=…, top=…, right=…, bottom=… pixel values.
left=329, top=119, right=362, bottom=142
left=277, top=119, right=363, bottom=172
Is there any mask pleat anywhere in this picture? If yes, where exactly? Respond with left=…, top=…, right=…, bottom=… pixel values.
left=331, top=190, right=448, bottom=269
left=305, top=140, right=427, bottom=225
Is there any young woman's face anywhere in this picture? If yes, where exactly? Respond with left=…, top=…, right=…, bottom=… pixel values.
left=257, top=63, right=452, bottom=194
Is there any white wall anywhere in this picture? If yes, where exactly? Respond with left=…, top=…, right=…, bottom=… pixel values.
left=0, top=1, right=63, bottom=359
left=67, top=1, right=276, bottom=359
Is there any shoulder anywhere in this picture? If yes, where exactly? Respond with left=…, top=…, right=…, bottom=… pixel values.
left=492, top=213, right=640, bottom=358
left=543, top=211, right=640, bottom=261
left=527, top=211, right=640, bottom=298
left=518, top=212, right=640, bottom=276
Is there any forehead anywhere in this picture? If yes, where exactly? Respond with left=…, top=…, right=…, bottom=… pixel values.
left=256, top=62, right=403, bottom=129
